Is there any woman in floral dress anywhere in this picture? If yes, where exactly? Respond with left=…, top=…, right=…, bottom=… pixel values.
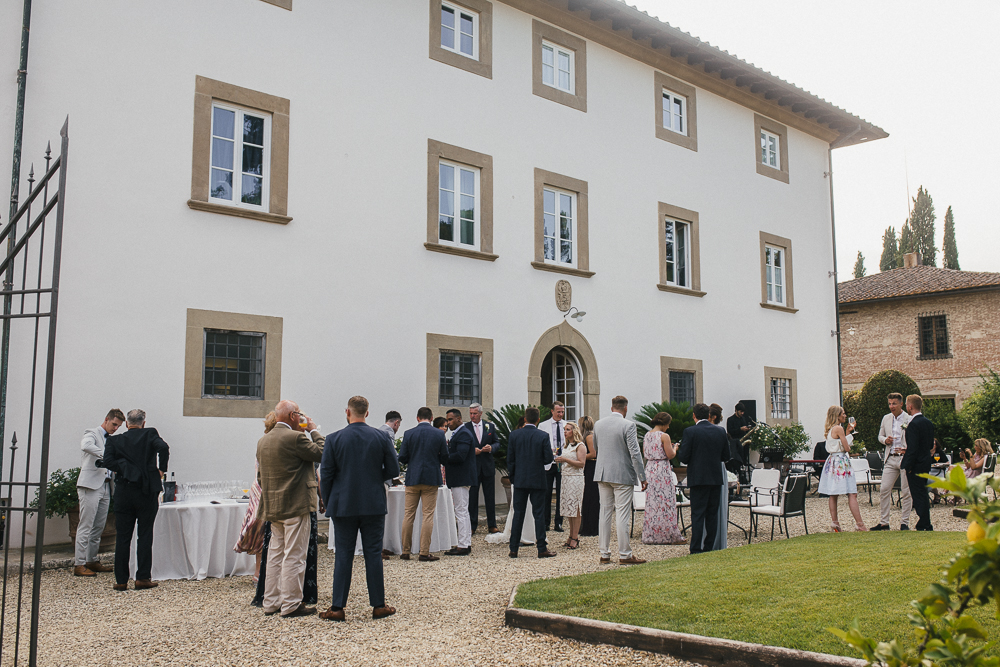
left=818, top=405, right=867, bottom=532
left=642, top=412, right=686, bottom=545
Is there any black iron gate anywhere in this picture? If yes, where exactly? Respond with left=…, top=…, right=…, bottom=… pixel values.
left=0, top=120, right=69, bottom=667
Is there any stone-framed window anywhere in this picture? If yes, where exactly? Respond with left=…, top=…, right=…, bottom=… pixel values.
left=532, top=169, right=592, bottom=278
left=764, top=366, right=798, bottom=427
left=429, top=0, right=493, bottom=79
left=426, top=140, right=496, bottom=262
left=759, top=232, right=797, bottom=313
left=754, top=113, right=789, bottom=184
left=188, top=76, right=291, bottom=225
left=654, top=72, right=697, bottom=152
left=184, top=309, right=282, bottom=418
left=660, top=356, right=703, bottom=405
left=532, top=20, right=587, bottom=112
left=426, top=333, right=493, bottom=420
left=657, top=202, right=704, bottom=297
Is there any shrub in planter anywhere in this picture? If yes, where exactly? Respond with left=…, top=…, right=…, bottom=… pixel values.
left=485, top=404, right=551, bottom=476
left=742, top=422, right=812, bottom=460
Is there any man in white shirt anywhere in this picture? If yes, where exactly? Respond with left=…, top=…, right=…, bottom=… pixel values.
left=537, top=401, right=566, bottom=533
left=871, top=392, right=912, bottom=531
left=74, top=408, right=125, bottom=577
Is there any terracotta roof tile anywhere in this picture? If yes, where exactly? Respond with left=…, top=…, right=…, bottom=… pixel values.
left=839, top=266, right=1000, bottom=303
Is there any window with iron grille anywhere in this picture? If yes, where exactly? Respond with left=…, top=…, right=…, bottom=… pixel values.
left=770, top=377, right=792, bottom=420
left=919, top=315, right=949, bottom=358
left=439, top=351, right=480, bottom=406
left=203, top=330, right=265, bottom=398
left=669, top=371, right=696, bottom=406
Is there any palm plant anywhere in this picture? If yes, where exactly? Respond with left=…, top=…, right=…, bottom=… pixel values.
left=633, top=400, right=695, bottom=446
left=485, top=403, right=552, bottom=476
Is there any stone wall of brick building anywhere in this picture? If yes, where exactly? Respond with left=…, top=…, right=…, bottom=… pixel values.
left=839, top=290, right=1000, bottom=406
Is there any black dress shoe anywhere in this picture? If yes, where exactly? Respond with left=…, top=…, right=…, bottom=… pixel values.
left=870, top=524, right=890, bottom=531
left=508, top=551, right=518, bottom=558
left=553, top=526, right=564, bottom=533
left=899, top=524, right=910, bottom=530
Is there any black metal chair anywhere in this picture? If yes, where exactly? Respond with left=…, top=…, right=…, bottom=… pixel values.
left=749, top=474, right=809, bottom=541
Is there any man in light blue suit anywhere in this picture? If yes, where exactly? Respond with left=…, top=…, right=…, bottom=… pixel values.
left=319, top=396, right=400, bottom=622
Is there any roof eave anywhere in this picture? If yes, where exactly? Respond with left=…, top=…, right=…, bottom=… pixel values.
left=838, top=283, right=1000, bottom=308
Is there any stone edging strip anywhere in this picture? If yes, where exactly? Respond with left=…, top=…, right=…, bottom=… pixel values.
left=505, top=584, right=865, bottom=667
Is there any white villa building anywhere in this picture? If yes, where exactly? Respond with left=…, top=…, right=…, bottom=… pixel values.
left=1, top=0, right=885, bottom=544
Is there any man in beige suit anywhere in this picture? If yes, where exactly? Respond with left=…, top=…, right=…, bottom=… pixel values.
left=257, top=399, right=324, bottom=618
left=871, top=392, right=912, bottom=531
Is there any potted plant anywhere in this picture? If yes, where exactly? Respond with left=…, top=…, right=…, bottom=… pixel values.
left=31, top=467, right=116, bottom=549
left=634, top=401, right=696, bottom=482
left=742, top=422, right=811, bottom=467
left=486, top=403, right=551, bottom=505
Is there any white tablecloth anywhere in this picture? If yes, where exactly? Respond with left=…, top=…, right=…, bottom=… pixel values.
left=328, top=486, right=458, bottom=555
left=131, top=499, right=255, bottom=581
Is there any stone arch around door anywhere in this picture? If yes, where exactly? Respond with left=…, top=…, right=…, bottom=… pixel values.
left=527, top=321, right=601, bottom=419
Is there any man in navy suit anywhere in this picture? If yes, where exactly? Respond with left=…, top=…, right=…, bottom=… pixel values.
left=900, top=394, right=934, bottom=531
left=318, top=396, right=400, bottom=622
left=507, top=407, right=557, bottom=559
left=677, top=403, right=730, bottom=554
left=396, top=407, right=450, bottom=561
left=444, top=408, right=477, bottom=555
left=465, top=402, right=500, bottom=534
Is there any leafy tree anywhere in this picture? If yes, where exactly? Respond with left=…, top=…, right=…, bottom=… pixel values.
left=852, top=370, right=920, bottom=450
left=898, top=220, right=915, bottom=267
left=853, top=251, right=867, bottom=279
left=923, top=399, right=972, bottom=455
left=634, top=400, right=695, bottom=445
left=831, top=468, right=1000, bottom=667
left=908, top=186, right=938, bottom=266
left=880, top=226, right=899, bottom=271
left=942, top=206, right=960, bottom=270
left=959, top=369, right=1000, bottom=443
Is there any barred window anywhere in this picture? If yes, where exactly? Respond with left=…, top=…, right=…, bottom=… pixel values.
left=203, top=330, right=264, bottom=398
left=919, top=315, right=949, bottom=357
left=439, top=351, right=480, bottom=406
left=770, top=377, right=792, bottom=420
left=669, top=371, right=696, bottom=406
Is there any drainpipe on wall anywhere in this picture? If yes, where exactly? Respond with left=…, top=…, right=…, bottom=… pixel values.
left=827, top=125, right=863, bottom=401
left=0, top=0, right=34, bottom=481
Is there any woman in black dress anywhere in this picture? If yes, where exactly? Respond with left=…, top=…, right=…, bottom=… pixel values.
left=577, top=416, right=600, bottom=536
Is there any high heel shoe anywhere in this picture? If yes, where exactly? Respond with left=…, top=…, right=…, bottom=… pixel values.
left=830, top=523, right=841, bottom=533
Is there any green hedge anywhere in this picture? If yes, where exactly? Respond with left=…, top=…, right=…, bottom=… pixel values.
left=852, top=370, right=920, bottom=451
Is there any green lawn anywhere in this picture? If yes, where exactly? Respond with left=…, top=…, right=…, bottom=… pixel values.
left=514, top=532, right=999, bottom=658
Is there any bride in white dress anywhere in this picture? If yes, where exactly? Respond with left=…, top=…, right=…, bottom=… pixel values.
left=485, top=493, right=536, bottom=545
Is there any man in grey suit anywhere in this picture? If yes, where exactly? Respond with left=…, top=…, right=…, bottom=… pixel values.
left=593, top=395, right=647, bottom=565
left=74, top=408, right=125, bottom=577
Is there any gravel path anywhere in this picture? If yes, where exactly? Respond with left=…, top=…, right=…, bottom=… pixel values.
left=4, top=495, right=965, bottom=666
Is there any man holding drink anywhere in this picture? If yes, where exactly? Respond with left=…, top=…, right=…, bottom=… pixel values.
left=871, top=392, right=912, bottom=531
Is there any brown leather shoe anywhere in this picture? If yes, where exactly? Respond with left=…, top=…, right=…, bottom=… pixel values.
left=319, top=606, right=345, bottom=621
left=281, top=604, right=316, bottom=618
left=537, top=550, right=558, bottom=558
left=599, top=557, right=611, bottom=564
left=444, top=547, right=471, bottom=556
left=619, top=556, right=647, bottom=565
left=85, top=561, right=113, bottom=573
left=134, top=579, right=159, bottom=589
left=488, top=527, right=501, bottom=534
left=399, top=553, right=411, bottom=560
left=418, top=554, right=439, bottom=562
left=73, top=565, right=96, bottom=577
left=112, top=583, right=128, bottom=591
left=372, top=605, right=396, bottom=620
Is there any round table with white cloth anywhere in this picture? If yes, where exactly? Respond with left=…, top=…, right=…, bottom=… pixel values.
left=328, top=486, right=458, bottom=555
left=130, top=499, right=255, bottom=581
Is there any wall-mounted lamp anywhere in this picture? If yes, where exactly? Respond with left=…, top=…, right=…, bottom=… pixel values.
left=564, top=306, right=586, bottom=322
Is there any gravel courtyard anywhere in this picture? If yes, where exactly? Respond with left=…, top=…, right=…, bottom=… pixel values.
left=8, top=496, right=966, bottom=666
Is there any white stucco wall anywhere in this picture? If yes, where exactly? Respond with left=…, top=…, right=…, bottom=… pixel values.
left=0, top=0, right=843, bottom=544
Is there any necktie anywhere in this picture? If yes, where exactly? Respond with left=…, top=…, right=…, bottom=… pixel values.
left=475, top=422, right=482, bottom=444
left=555, top=421, right=562, bottom=455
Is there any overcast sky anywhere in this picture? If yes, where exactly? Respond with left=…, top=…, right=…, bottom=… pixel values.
left=630, top=0, right=998, bottom=276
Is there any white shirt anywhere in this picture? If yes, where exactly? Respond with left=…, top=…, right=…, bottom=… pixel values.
left=538, top=418, right=565, bottom=470
left=98, top=426, right=112, bottom=480
left=890, top=412, right=907, bottom=453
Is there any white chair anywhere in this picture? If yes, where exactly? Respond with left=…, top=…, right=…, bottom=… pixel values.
left=670, top=470, right=692, bottom=534
left=851, top=457, right=876, bottom=505
left=749, top=475, right=809, bottom=541
left=729, top=468, right=781, bottom=537
left=630, top=484, right=646, bottom=537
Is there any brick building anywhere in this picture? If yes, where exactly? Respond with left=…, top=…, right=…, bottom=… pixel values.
left=838, top=253, right=1000, bottom=406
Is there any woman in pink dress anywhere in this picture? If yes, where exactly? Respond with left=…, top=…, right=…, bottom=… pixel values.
left=642, top=412, right=686, bottom=545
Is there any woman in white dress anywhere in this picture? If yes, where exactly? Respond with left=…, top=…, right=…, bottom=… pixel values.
left=817, top=405, right=868, bottom=532
left=554, top=422, right=587, bottom=549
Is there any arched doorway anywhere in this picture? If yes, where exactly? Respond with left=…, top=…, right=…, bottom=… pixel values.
left=527, top=321, right=601, bottom=419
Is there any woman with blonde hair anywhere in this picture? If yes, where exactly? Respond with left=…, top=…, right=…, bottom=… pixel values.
left=578, top=416, right=600, bottom=537
left=818, top=405, right=867, bottom=532
left=958, top=439, right=993, bottom=479
left=554, top=421, right=588, bottom=548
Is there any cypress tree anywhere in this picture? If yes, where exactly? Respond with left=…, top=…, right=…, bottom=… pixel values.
left=898, top=220, right=915, bottom=267
left=879, top=226, right=898, bottom=271
left=942, top=205, right=960, bottom=270
left=853, top=251, right=866, bottom=279
left=908, top=186, right=937, bottom=266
